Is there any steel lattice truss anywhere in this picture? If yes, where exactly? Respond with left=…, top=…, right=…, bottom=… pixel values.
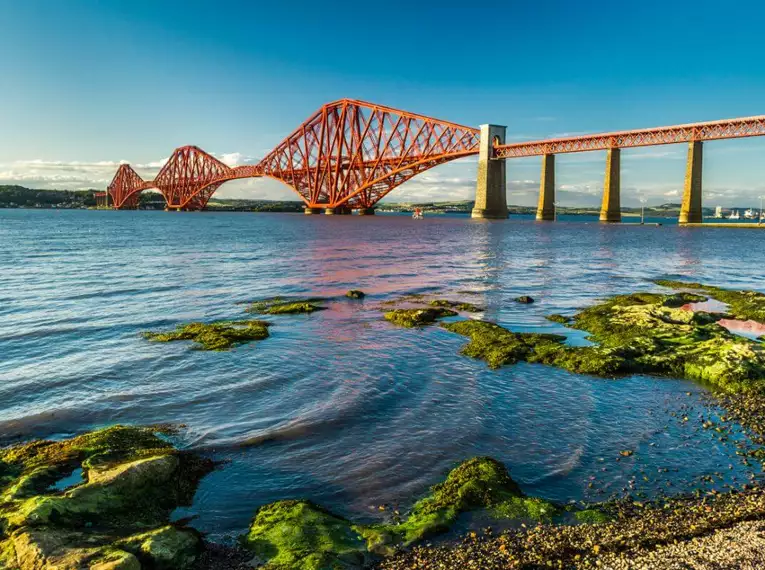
left=494, top=115, right=765, bottom=158
left=257, top=99, right=480, bottom=209
left=106, top=99, right=480, bottom=210
left=107, top=102, right=765, bottom=210
left=108, top=164, right=150, bottom=209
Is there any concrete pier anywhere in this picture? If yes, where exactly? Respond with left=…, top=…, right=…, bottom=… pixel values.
left=679, top=141, right=703, bottom=224
left=304, top=207, right=322, bottom=215
left=472, top=124, right=508, bottom=219
left=325, top=207, right=352, bottom=215
left=536, top=154, right=555, bottom=221
left=599, top=148, right=621, bottom=223
left=357, top=208, right=375, bottom=216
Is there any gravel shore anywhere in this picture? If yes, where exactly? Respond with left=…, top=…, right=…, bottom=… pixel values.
left=375, top=486, right=765, bottom=570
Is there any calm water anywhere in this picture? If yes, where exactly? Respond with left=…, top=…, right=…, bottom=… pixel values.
left=1, top=209, right=763, bottom=541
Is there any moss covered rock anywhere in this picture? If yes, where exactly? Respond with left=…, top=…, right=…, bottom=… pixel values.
left=428, top=300, right=483, bottom=312
left=443, top=291, right=765, bottom=391
left=383, top=308, right=457, bottom=328
left=144, top=320, right=270, bottom=351
left=243, top=500, right=368, bottom=570
left=0, top=426, right=211, bottom=570
left=441, top=320, right=567, bottom=369
left=242, top=457, right=553, bottom=568
left=247, top=297, right=327, bottom=315
left=654, top=279, right=765, bottom=322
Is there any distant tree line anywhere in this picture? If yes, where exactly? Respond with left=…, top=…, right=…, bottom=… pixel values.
left=0, top=185, right=97, bottom=208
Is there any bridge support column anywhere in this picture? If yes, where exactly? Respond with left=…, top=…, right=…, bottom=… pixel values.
left=599, top=148, right=621, bottom=223
left=357, top=208, right=375, bottom=215
left=304, top=207, right=322, bottom=215
left=536, top=154, right=555, bottom=221
left=472, top=124, right=508, bottom=219
left=325, top=207, right=352, bottom=215
left=679, top=141, right=703, bottom=224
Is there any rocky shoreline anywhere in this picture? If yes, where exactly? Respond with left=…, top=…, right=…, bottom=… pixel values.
left=4, top=282, right=765, bottom=569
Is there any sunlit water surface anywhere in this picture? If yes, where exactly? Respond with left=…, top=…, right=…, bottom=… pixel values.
left=1, top=209, right=763, bottom=541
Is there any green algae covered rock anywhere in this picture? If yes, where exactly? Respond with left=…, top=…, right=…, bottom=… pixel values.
left=573, top=508, right=614, bottom=524
left=429, top=299, right=483, bottom=312
left=441, top=320, right=568, bottom=369
left=383, top=308, right=457, bottom=328
left=144, top=319, right=270, bottom=351
left=654, top=279, right=765, bottom=322
left=242, top=457, right=553, bottom=568
left=117, top=526, right=201, bottom=570
left=443, top=291, right=765, bottom=391
left=565, top=291, right=765, bottom=391
left=247, top=297, right=328, bottom=315
left=243, top=500, right=368, bottom=570
left=0, top=426, right=211, bottom=570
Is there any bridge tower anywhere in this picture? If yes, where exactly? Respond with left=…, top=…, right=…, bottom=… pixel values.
left=679, top=141, right=703, bottom=224
left=472, top=124, right=508, bottom=219
left=536, top=154, right=555, bottom=221
left=600, top=148, right=621, bottom=223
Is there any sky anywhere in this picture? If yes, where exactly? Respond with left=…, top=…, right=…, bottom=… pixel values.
left=1, top=0, right=764, bottom=207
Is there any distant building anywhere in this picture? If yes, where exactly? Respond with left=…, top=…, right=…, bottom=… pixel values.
left=714, top=206, right=723, bottom=218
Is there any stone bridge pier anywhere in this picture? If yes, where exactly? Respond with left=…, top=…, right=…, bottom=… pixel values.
left=472, top=124, right=508, bottom=219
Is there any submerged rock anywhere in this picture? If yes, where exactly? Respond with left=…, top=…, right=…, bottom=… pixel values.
left=514, top=296, right=535, bottom=304
left=143, top=320, right=270, bottom=351
left=247, top=297, right=327, bottom=315
left=0, top=426, right=212, bottom=570
left=242, top=457, right=555, bottom=568
left=383, top=308, right=457, bottom=328
left=345, top=290, right=366, bottom=299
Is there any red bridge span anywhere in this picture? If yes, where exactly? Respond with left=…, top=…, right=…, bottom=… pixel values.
left=101, top=99, right=765, bottom=223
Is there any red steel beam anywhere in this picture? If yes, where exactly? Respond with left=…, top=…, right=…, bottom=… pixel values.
left=494, top=115, right=765, bottom=158
left=106, top=103, right=765, bottom=211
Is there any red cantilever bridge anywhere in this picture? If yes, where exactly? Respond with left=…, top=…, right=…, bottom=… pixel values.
left=106, top=99, right=481, bottom=212
left=104, top=99, right=765, bottom=219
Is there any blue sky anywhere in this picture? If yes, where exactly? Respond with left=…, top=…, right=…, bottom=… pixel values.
left=1, top=0, right=764, bottom=207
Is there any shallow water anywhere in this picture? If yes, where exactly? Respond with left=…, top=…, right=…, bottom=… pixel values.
left=1, top=209, right=763, bottom=541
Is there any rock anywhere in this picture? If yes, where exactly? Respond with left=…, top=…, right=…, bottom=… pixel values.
left=443, top=291, right=765, bottom=390
left=441, top=320, right=569, bottom=370
left=90, top=550, right=142, bottom=570
left=514, top=296, right=535, bottom=304
left=118, top=526, right=200, bottom=570
left=429, top=300, right=483, bottom=312
left=241, top=457, right=553, bottom=568
left=246, top=297, right=327, bottom=315
left=7, top=455, right=180, bottom=529
left=346, top=290, right=366, bottom=299
left=10, top=527, right=135, bottom=570
left=242, top=500, right=368, bottom=569
left=383, top=308, right=457, bottom=328
left=0, top=426, right=211, bottom=570
left=144, top=320, right=270, bottom=351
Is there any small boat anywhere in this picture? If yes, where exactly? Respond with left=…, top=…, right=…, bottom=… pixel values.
left=412, top=207, right=423, bottom=220
left=744, top=208, right=757, bottom=219
left=728, top=210, right=740, bottom=220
